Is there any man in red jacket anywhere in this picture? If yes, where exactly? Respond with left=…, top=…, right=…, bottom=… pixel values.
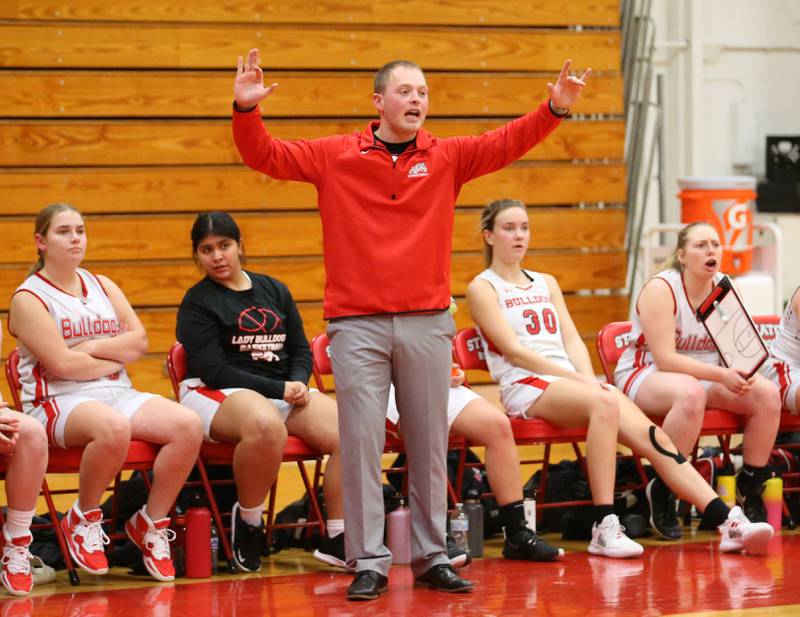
left=232, top=49, right=589, bottom=600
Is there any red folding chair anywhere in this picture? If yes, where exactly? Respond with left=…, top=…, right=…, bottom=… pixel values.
left=166, top=342, right=325, bottom=570
left=309, top=333, right=464, bottom=507
left=5, top=348, right=159, bottom=586
left=452, top=327, right=598, bottom=512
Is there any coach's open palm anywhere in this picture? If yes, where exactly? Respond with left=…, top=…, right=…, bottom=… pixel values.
left=234, top=48, right=279, bottom=109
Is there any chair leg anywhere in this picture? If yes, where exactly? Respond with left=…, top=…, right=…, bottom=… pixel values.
left=538, top=443, right=552, bottom=504
left=265, top=481, right=279, bottom=551
left=195, top=460, right=235, bottom=572
left=297, top=460, right=326, bottom=537
left=41, top=478, right=80, bottom=586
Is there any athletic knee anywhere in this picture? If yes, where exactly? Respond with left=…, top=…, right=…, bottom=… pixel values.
left=481, top=412, right=514, bottom=447
left=756, top=381, right=782, bottom=415
left=677, top=381, right=707, bottom=418
left=171, top=410, right=204, bottom=447
left=247, top=414, right=288, bottom=450
left=591, top=391, right=619, bottom=426
left=17, top=416, right=47, bottom=454
left=92, top=415, right=131, bottom=449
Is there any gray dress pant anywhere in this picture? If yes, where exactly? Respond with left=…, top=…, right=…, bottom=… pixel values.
left=327, top=311, right=454, bottom=577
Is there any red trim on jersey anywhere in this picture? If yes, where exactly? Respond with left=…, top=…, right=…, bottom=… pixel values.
left=776, top=361, right=792, bottom=407
left=192, top=386, right=227, bottom=404
left=42, top=399, right=60, bottom=445
left=623, top=359, right=650, bottom=396
left=35, top=271, right=88, bottom=301
left=90, top=272, right=110, bottom=297
left=654, top=276, right=678, bottom=316
left=32, top=362, right=47, bottom=406
left=8, top=290, right=50, bottom=337
left=514, top=376, right=551, bottom=391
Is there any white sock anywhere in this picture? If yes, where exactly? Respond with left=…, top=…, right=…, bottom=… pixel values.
left=326, top=518, right=344, bottom=538
left=238, top=502, right=264, bottom=527
left=3, top=508, right=35, bottom=539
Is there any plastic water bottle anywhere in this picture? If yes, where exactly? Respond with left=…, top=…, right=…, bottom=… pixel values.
left=450, top=503, right=469, bottom=555
left=764, top=476, right=783, bottom=531
left=463, top=490, right=484, bottom=557
left=210, top=522, right=219, bottom=574
left=185, top=494, right=212, bottom=578
left=523, top=489, right=537, bottom=532
left=386, top=496, right=411, bottom=565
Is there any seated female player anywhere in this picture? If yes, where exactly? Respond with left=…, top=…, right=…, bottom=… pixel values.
left=0, top=325, right=48, bottom=596
left=8, top=203, right=203, bottom=582
left=761, top=285, right=800, bottom=414
left=615, top=222, right=781, bottom=525
left=466, top=199, right=773, bottom=558
left=176, top=211, right=344, bottom=573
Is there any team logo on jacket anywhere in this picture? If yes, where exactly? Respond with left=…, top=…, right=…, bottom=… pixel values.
left=408, top=162, right=429, bottom=177
left=238, top=307, right=281, bottom=333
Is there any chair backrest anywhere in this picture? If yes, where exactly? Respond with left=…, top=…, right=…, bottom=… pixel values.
left=4, top=348, right=23, bottom=410
left=310, top=333, right=332, bottom=393
left=166, top=341, right=187, bottom=399
left=452, top=328, right=488, bottom=386
left=596, top=321, right=633, bottom=383
left=752, top=314, right=781, bottom=349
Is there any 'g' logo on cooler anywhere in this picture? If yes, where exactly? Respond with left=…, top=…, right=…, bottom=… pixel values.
left=725, top=202, right=749, bottom=231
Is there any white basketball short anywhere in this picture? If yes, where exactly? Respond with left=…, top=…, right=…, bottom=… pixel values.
left=179, top=378, right=318, bottom=441
left=761, top=360, right=799, bottom=413
left=615, top=363, right=713, bottom=403
left=386, top=384, right=480, bottom=428
left=500, top=374, right=563, bottom=418
left=26, top=384, right=158, bottom=448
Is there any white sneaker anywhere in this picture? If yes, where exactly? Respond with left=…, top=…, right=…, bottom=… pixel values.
left=588, top=514, right=644, bottom=559
left=718, top=506, right=773, bottom=554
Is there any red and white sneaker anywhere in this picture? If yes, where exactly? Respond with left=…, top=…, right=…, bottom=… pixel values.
left=1, top=529, right=33, bottom=596
left=60, top=506, right=109, bottom=575
left=719, top=505, right=774, bottom=554
left=125, top=508, right=176, bottom=582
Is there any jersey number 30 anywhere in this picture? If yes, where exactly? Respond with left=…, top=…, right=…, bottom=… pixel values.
left=523, top=308, right=557, bottom=335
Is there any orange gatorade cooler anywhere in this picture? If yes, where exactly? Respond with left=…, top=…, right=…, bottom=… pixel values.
left=678, top=176, right=757, bottom=275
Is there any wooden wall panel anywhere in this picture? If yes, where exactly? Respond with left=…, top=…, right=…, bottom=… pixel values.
left=2, top=208, right=625, bottom=263
left=5, top=1, right=620, bottom=27
left=0, top=25, right=619, bottom=71
left=0, top=72, right=623, bottom=118
left=0, top=119, right=626, bottom=167
left=0, top=164, right=626, bottom=216
left=0, top=251, right=626, bottom=312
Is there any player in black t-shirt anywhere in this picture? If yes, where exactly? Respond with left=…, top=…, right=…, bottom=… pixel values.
left=176, top=212, right=345, bottom=573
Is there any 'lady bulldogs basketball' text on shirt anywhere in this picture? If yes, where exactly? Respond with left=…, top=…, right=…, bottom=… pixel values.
left=176, top=272, right=312, bottom=400
left=475, top=268, right=574, bottom=387
left=13, top=269, right=131, bottom=409
left=615, top=268, right=722, bottom=394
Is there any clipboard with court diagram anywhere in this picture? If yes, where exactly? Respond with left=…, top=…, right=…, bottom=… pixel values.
left=695, top=275, right=769, bottom=379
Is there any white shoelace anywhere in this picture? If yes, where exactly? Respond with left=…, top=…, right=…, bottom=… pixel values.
left=75, top=519, right=110, bottom=553
left=144, top=527, right=176, bottom=561
left=2, top=544, right=32, bottom=575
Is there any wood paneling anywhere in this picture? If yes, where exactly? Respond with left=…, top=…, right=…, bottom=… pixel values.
left=0, top=25, right=619, bottom=71
left=0, top=119, right=626, bottom=167
left=5, top=1, right=620, bottom=27
left=0, top=163, right=626, bottom=216
left=0, top=251, right=626, bottom=311
left=0, top=72, right=623, bottom=118
left=1, top=208, right=625, bottom=263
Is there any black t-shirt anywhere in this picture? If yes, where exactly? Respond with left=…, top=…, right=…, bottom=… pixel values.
left=176, top=272, right=312, bottom=400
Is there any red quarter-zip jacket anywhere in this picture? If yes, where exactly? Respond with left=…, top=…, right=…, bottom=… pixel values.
left=233, top=101, right=562, bottom=319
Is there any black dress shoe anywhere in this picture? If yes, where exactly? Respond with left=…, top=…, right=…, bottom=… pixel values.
left=346, top=570, right=388, bottom=601
left=414, top=564, right=475, bottom=593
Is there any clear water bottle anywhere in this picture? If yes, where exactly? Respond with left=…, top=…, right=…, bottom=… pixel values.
left=463, top=489, right=483, bottom=557
left=386, top=495, right=411, bottom=565
left=523, top=488, right=537, bottom=532
left=450, top=503, right=469, bottom=555
left=209, top=522, right=219, bottom=574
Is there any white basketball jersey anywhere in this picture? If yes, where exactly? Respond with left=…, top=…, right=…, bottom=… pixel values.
left=770, top=287, right=800, bottom=363
left=13, top=269, right=131, bottom=409
left=475, top=268, right=573, bottom=387
left=616, top=269, right=721, bottom=378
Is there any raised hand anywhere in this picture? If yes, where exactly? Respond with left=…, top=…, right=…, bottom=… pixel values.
left=234, top=48, right=279, bottom=109
left=547, top=59, right=591, bottom=110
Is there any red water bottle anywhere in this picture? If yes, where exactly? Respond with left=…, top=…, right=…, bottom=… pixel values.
left=185, top=495, right=212, bottom=578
